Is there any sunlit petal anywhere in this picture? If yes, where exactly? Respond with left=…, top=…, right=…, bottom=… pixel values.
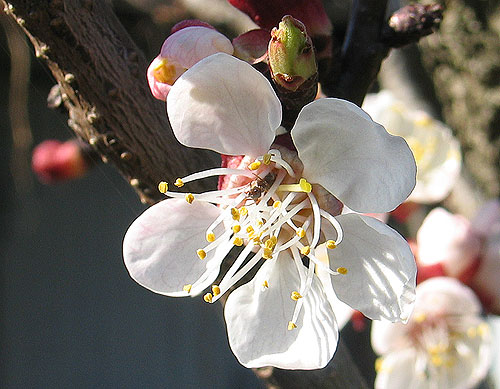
left=123, top=198, right=230, bottom=296
left=291, top=98, right=416, bottom=213
left=225, top=252, right=338, bottom=369
left=167, top=53, right=281, bottom=156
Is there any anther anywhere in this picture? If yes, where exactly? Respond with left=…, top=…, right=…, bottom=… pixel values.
left=296, top=228, right=306, bottom=238
left=206, top=232, right=216, bottom=242
left=300, top=246, right=311, bottom=255
left=231, top=207, right=240, bottom=221
left=337, top=267, right=348, bottom=275
left=326, top=240, right=337, bottom=249
left=262, top=280, right=269, bottom=288
left=212, top=285, right=221, bottom=296
left=273, top=200, right=281, bottom=208
left=263, top=248, right=273, bottom=259
left=185, top=193, right=195, bottom=204
left=246, top=225, right=254, bottom=234
left=239, top=207, right=248, bottom=216
left=413, top=313, right=426, bottom=323
left=197, top=249, right=207, bottom=260
left=232, top=225, right=241, bottom=233
left=233, top=237, right=244, bottom=247
left=203, top=293, right=213, bottom=303
left=183, top=284, right=192, bottom=293
left=158, top=181, right=168, bottom=194
left=174, top=178, right=184, bottom=187
left=263, top=154, right=272, bottom=165
left=287, top=321, right=297, bottom=330
left=291, top=291, right=302, bottom=301
left=248, top=161, right=261, bottom=170
left=299, top=178, right=312, bottom=192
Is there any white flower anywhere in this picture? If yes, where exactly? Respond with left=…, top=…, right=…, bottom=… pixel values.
left=123, top=53, right=417, bottom=369
left=371, top=277, right=492, bottom=389
left=363, top=90, right=462, bottom=204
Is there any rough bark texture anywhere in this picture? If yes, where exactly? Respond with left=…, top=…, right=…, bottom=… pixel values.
left=3, top=0, right=219, bottom=204
left=418, top=0, right=500, bottom=198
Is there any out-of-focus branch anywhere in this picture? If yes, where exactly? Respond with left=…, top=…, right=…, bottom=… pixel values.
left=2, top=0, right=219, bottom=204
left=321, top=0, right=443, bottom=106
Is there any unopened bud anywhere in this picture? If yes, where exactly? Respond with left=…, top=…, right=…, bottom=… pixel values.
left=269, top=16, right=317, bottom=92
left=32, top=139, right=90, bottom=184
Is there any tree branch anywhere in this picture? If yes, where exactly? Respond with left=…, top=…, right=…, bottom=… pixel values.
left=2, top=0, right=219, bottom=204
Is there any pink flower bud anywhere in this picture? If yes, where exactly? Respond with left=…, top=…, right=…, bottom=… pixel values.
left=416, top=207, right=481, bottom=278
left=32, top=140, right=89, bottom=184
left=147, top=25, right=234, bottom=100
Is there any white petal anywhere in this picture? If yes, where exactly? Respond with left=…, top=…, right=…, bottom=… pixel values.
left=374, top=349, right=426, bottom=389
left=160, top=26, right=234, bottom=69
left=224, top=252, right=338, bottom=369
left=123, top=198, right=229, bottom=296
left=291, top=98, right=416, bottom=213
left=415, top=277, right=482, bottom=317
left=167, top=53, right=281, bottom=156
left=327, top=213, right=416, bottom=322
left=314, top=243, right=354, bottom=329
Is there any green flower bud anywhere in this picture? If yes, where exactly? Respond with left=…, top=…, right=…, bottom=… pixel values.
left=268, top=16, right=317, bottom=92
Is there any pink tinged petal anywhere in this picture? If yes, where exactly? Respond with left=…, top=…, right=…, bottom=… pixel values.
left=328, top=214, right=416, bottom=322
left=471, top=199, right=500, bottom=237
left=224, top=253, right=338, bottom=369
left=416, top=208, right=481, bottom=278
left=291, top=98, right=416, bottom=213
left=160, top=26, right=234, bottom=69
left=167, top=53, right=281, bottom=156
left=147, top=56, right=174, bottom=101
left=123, top=198, right=230, bottom=297
left=232, top=29, right=270, bottom=64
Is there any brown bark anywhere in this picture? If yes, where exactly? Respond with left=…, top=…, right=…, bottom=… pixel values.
left=3, top=0, right=219, bottom=204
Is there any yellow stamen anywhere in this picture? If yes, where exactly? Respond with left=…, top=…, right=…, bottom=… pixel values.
left=273, top=200, right=281, bottom=208
left=478, top=323, right=490, bottom=337
left=375, top=357, right=384, bottom=372
left=152, top=58, right=177, bottom=84
left=270, top=236, right=277, bottom=245
left=263, top=248, right=273, bottom=259
left=183, top=284, right=192, bottom=293
left=262, top=280, right=269, bottom=288
left=197, top=249, right=207, bottom=260
left=326, top=240, right=337, bottom=249
left=300, top=246, right=311, bottom=255
left=256, top=219, right=263, bottom=227
left=415, top=116, right=433, bottom=127
left=206, top=232, right=216, bottom=242
left=246, top=225, right=254, bottom=234
left=296, top=228, right=306, bottom=238
left=467, top=326, right=478, bottom=338
left=265, top=238, right=276, bottom=250
left=413, top=313, right=426, bottom=323
left=231, top=207, right=240, bottom=221
left=158, top=181, right=168, bottom=194
left=203, top=293, right=213, bottom=303
left=239, top=206, right=248, bottom=216
left=248, top=161, right=261, bottom=170
left=291, top=291, right=302, bottom=301
left=431, top=355, right=443, bottom=366
left=277, top=178, right=312, bottom=193
left=337, top=267, right=348, bottom=275
left=263, top=153, right=272, bottom=165
left=174, top=178, right=184, bottom=187
left=287, top=321, right=297, bottom=330
left=185, top=193, right=194, bottom=204
left=212, top=285, right=221, bottom=296
left=233, top=237, right=244, bottom=247
left=232, top=225, right=241, bottom=233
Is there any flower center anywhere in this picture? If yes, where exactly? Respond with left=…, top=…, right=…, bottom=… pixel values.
left=158, top=149, right=347, bottom=330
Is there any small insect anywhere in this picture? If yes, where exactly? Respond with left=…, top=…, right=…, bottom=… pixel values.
left=246, top=172, right=276, bottom=202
